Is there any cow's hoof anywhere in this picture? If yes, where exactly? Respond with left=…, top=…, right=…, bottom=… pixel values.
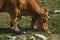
left=13, top=29, right=26, bottom=34
left=13, top=29, right=22, bottom=34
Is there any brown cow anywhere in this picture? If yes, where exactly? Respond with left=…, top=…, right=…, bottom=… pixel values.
left=16, top=0, right=51, bottom=34
left=0, top=0, right=51, bottom=34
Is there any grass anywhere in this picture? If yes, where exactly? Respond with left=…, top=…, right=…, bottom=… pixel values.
left=49, top=14, right=60, bottom=34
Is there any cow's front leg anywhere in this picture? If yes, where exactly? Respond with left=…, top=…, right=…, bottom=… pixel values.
left=9, top=16, right=21, bottom=28
left=11, top=16, right=23, bottom=34
left=30, top=18, right=35, bottom=30
left=30, top=14, right=40, bottom=30
left=10, top=8, right=22, bottom=34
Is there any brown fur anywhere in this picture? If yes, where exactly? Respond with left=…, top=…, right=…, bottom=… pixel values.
left=0, top=0, right=51, bottom=34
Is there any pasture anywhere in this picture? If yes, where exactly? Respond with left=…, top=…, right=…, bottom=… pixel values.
left=0, top=0, right=60, bottom=40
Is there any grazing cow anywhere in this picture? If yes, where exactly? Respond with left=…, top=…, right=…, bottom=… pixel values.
left=16, top=0, right=51, bottom=34
left=0, top=0, right=51, bottom=34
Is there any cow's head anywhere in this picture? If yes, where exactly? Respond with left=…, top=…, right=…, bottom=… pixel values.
left=35, top=8, right=51, bottom=34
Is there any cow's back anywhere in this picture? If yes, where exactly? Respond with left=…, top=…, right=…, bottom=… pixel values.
left=0, top=0, right=17, bottom=12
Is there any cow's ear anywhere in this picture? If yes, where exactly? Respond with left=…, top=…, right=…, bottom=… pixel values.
left=44, top=8, right=48, bottom=15
left=43, top=8, right=51, bottom=18
left=41, top=7, right=48, bottom=15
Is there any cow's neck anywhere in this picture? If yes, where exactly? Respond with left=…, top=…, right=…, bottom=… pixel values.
left=30, top=0, right=42, bottom=13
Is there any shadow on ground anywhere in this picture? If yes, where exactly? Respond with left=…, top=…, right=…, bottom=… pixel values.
left=0, top=28, right=13, bottom=34
left=0, top=27, right=44, bottom=34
